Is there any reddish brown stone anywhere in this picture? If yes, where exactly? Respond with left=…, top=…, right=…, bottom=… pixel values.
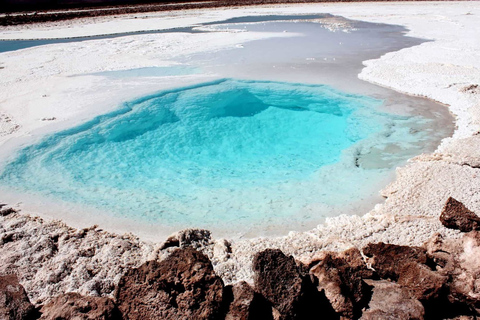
left=40, top=292, right=120, bottom=320
left=360, top=280, right=424, bottom=320
left=115, top=247, right=224, bottom=320
left=363, top=242, right=427, bottom=281
left=224, top=281, right=273, bottom=320
left=397, top=262, right=447, bottom=301
left=0, top=274, right=36, bottom=320
left=440, top=197, right=480, bottom=232
left=309, top=248, right=374, bottom=319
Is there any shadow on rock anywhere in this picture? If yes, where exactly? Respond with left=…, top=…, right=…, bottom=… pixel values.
left=253, top=248, right=338, bottom=320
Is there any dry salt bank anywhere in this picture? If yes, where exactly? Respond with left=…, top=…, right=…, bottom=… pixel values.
left=0, top=1, right=479, bottom=303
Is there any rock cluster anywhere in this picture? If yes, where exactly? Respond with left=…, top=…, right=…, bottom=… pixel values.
left=2, top=198, right=480, bottom=319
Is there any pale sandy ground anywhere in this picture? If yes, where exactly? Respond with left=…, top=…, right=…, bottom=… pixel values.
left=1, top=1, right=480, bottom=304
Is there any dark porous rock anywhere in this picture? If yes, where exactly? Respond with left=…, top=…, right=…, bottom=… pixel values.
left=160, top=228, right=212, bottom=250
left=397, top=262, right=447, bottom=302
left=360, top=280, right=425, bottom=320
left=0, top=206, right=16, bottom=217
left=0, top=274, right=36, bottom=320
left=309, top=248, right=374, bottom=319
left=39, top=292, right=121, bottom=320
left=253, top=249, right=337, bottom=320
left=115, top=247, right=224, bottom=320
left=224, top=281, right=273, bottom=320
left=363, top=242, right=428, bottom=281
left=440, top=197, right=480, bottom=232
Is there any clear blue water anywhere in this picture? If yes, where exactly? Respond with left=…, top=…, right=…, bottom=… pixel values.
left=0, top=78, right=407, bottom=229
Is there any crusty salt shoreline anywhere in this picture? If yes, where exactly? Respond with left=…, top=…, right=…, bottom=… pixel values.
left=1, top=1, right=480, bottom=306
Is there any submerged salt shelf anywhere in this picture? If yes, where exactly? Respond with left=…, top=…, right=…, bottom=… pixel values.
left=0, top=14, right=454, bottom=236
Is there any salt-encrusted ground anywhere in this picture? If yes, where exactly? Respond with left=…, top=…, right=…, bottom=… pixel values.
left=1, top=1, right=480, bottom=304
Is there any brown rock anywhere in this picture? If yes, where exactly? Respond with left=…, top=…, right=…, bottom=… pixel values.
left=397, top=262, right=447, bottom=301
left=224, top=281, right=273, bottom=320
left=360, top=280, right=424, bottom=320
left=115, top=247, right=224, bottom=320
left=0, top=274, right=36, bottom=320
left=309, top=248, right=374, bottom=319
left=440, top=197, right=480, bottom=232
left=253, top=249, right=337, bottom=320
left=39, top=292, right=121, bottom=320
left=425, top=232, right=480, bottom=317
left=363, top=242, right=427, bottom=281
left=253, top=249, right=301, bottom=319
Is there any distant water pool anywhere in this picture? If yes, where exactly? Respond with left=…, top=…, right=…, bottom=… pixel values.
left=0, top=79, right=445, bottom=232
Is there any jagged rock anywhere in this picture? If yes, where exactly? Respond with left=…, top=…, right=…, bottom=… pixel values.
left=426, top=232, right=480, bottom=316
left=39, top=292, right=120, bottom=320
left=360, top=280, right=425, bottom=320
left=224, top=281, right=273, bottom=320
left=309, top=248, right=374, bottom=319
left=115, top=247, right=224, bottom=320
left=440, top=197, right=480, bottom=232
left=363, top=242, right=428, bottom=281
left=159, top=228, right=212, bottom=250
left=253, top=249, right=337, bottom=320
left=447, top=232, right=480, bottom=314
left=253, top=249, right=301, bottom=319
left=397, top=262, right=447, bottom=302
left=0, top=274, right=36, bottom=320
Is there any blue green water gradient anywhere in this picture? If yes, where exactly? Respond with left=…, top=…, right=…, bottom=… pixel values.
left=0, top=79, right=432, bottom=229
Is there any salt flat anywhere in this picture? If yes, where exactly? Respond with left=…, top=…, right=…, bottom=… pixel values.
left=0, top=1, right=479, bottom=301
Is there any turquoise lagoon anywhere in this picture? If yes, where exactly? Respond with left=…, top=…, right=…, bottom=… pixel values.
left=0, top=79, right=444, bottom=232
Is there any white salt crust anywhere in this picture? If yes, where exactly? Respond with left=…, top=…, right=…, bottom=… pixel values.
left=0, top=1, right=480, bottom=303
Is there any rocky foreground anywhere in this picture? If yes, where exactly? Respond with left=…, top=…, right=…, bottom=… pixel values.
left=1, top=197, right=480, bottom=319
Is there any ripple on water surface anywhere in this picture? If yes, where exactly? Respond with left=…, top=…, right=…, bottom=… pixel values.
left=0, top=79, right=441, bottom=233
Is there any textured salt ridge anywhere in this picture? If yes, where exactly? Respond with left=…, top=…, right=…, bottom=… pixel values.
left=0, top=210, right=166, bottom=305
left=0, top=1, right=480, bottom=304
